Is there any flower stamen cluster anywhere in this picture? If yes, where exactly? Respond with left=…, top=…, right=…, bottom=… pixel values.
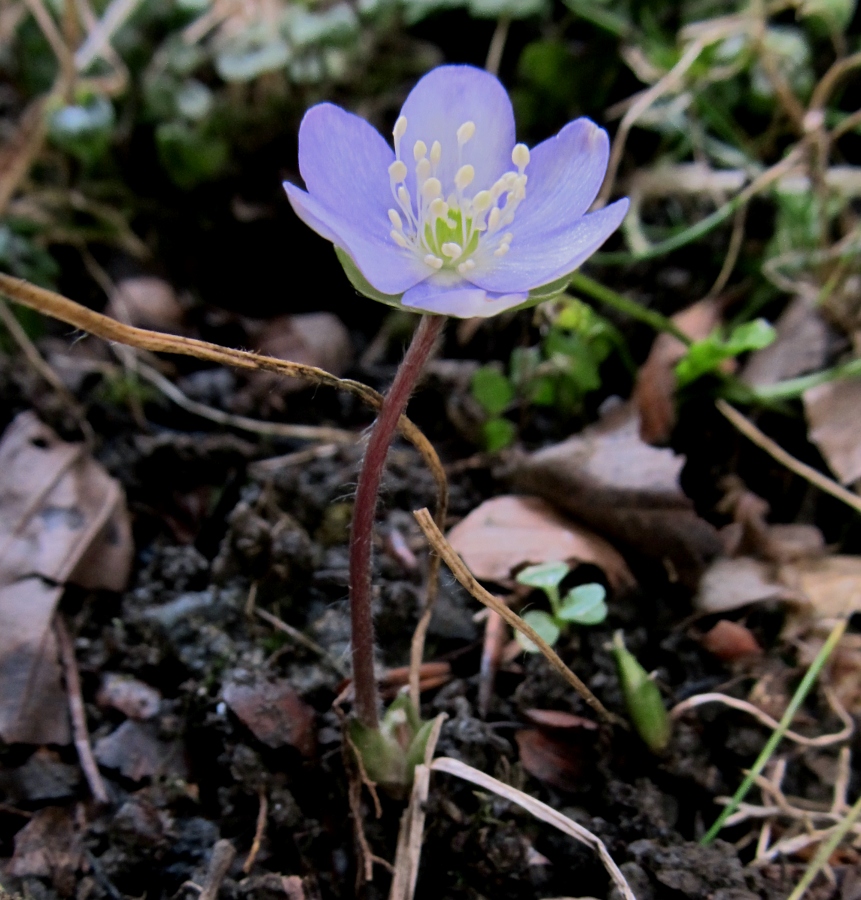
left=387, top=115, right=529, bottom=277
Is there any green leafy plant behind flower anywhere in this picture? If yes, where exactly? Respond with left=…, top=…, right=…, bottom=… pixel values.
left=675, top=319, right=776, bottom=389
left=514, top=561, right=608, bottom=653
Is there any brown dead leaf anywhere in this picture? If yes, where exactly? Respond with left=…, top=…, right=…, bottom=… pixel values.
left=742, top=295, right=830, bottom=388
left=105, top=276, right=185, bottom=332
left=522, top=709, right=599, bottom=731
left=515, top=728, right=592, bottom=792
left=694, top=557, right=788, bottom=613
left=0, top=413, right=132, bottom=745
left=447, top=495, right=634, bottom=591
left=97, top=673, right=162, bottom=720
left=94, top=720, right=187, bottom=782
left=510, top=404, right=722, bottom=586
left=7, top=807, right=84, bottom=895
left=780, top=555, right=861, bottom=619
left=634, top=299, right=722, bottom=444
left=223, top=674, right=316, bottom=757
left=234, top=313, right=352, bottom=414
left=700, top=620, right=762, bottom=662
left=803, top=378, right=861, bottom=486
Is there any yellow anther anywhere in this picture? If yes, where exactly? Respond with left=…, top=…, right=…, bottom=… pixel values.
left=512, top=143, right=530, bottom=169
left=457, top=259, right=476, bottom=275
left=430, top=141, right=441, bottom=166
left=388, top=209, right=404, bottom=230
left=389, top=160, right=407, bottom=182
left=487, top=207, right=501, bottom=231
left=455, top=164, right=474, bottom=191
left=393, top=116, right=408, bottom=142
left=441, top=242, right=463, bottom=258
left=413, top=140, right=428, bottom=161
left=416, top=158, right=432, bottom=181
left=421, top=178, right=442, bottom=201
left=429, top=198, right=449, bottom=219
left=457, top=121, right=476, bottom=144
left=391, top=230, right=409, bottom=248
left=424, top=254, right=443, bottom=269
left=472, top=190, right=492, bottom=212
left=494, top=243, right=510, bottom=257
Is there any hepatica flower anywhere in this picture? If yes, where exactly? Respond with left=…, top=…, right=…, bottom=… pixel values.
left=284, top=65, right=628, bottom=318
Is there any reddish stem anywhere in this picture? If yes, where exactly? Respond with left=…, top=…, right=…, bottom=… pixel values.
left=349, top=314, right=445, bottom=730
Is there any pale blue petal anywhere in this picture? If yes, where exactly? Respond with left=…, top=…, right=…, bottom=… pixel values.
left=402, top=276, right=527, bottom=318
left=510, top=118, right=611, bottom=234
left=297, top=102, right=395, bottom=228
left=467, top=199, right=629, bottom=294
left=398, top=65, right=515, bottom=194
left=285, top=183, right=430, bottom=295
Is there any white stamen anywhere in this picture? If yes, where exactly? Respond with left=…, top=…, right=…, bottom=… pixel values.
left=430, top=141, right=441, bottom=166
left=391, top=230, right=409, bottom=248
left=397, top=185, right=412, bottom=210
left=472, top=191, right=492, bottom=212
left=429, top=198, right=448, bottom=219
left=457, top=121, right=476, bottom=145
left=502, top=232, right=513, bottom=244
left=388, top=209, right=403, bottom=229
left=424, top=254, right=443, bottom=269
left=416, top=158, right=431, bottom=181
left=421, top=177, right=442, bottom=200
left=393, top=116, right=408, bottom=142
left=494, top=243, right=510, bottom=257
left=487, top=207, right=501, bottom=231
left=457, top=259, right=476, bottom=275
left=389, top=160, right=407, bottom=182
left=455, top=165, right=474, bottom=191
left=441, top=242, right=462, bottom=258
left=512, top=143, right=530, bottom=170
left=413, top=140, right=428, bottom=161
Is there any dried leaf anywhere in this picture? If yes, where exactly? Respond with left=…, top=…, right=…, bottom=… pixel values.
left=780, top=555, right=861, bottom=619
left=97, top=673, right=162, bottom=720
left=0, top=413, right=132, bottom=745
left=803, top=378, right=861, bottom=486
left=446, top=495, right=634, bottom=591
left=223, top=674, right=316, bottom=757
left=522, top=709, right=599, bottom=731
left=511, top=404, right=722, bottom=586
left=94, top=720, right=187, bottom=782
left=7, top=807, right=84, bottom=896
left=695, top=557, right=788, bottom=613
left=700, top=620, right=763, bottom=662
left=0, top=580, right=68, bottom=744
left=742, top=295, right=830, bottom=388
left=634, top=299, right=722, bottom=444
left=105, top=276, right=185, bottom=332
left=515, top=728, right=590, bottom=792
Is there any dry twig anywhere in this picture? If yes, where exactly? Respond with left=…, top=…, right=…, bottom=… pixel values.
left=55, top=614, right=110, bottom=805
left=412, top=507, right=620, bottom=726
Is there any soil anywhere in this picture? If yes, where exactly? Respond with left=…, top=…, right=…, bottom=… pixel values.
left=0, top=276, right=858, bottom=900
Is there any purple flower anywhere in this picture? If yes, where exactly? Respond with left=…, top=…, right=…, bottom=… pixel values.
left=284, top=65, right=628, bottom=319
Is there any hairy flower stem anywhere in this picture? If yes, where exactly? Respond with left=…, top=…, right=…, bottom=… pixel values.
left=349, top=314, right=445, bottom=730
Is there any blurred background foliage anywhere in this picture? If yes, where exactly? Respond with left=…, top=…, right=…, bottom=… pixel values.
left=1, top=0, right=860, bottom=442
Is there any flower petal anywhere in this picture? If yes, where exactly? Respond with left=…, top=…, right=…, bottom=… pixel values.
left=398, top=65, right=515, bottom=194
left=468, top=199, right=629, bottom=294
left=402, top=275, right=527, bottom=318
left=285, top=183, right=429, bottom=294
left=509, top=118, right=611, bottom=234
left=296, top=102, right=395, bottom=230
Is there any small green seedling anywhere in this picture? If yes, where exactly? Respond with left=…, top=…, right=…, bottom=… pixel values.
left=514, top=561, right=608, bottom=653
left=612, top=630, right=671, bottom=753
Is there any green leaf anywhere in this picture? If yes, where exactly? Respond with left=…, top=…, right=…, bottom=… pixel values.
left=482, top=417, right=517, bottom=452
left=516, top=561, right=570, bottom=592
left=471, top=366, right=514, bottom=416
left=48, top=97, right=115, bottom=166
left=155, top=122, right=229, bottom=189
left=612, top=631, right=670, bottom=752
left=675, top=319, right=775, bottom=388
left=516, top=610, right=561, bottom=654
left=558, top=583, right=607, bottom=625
